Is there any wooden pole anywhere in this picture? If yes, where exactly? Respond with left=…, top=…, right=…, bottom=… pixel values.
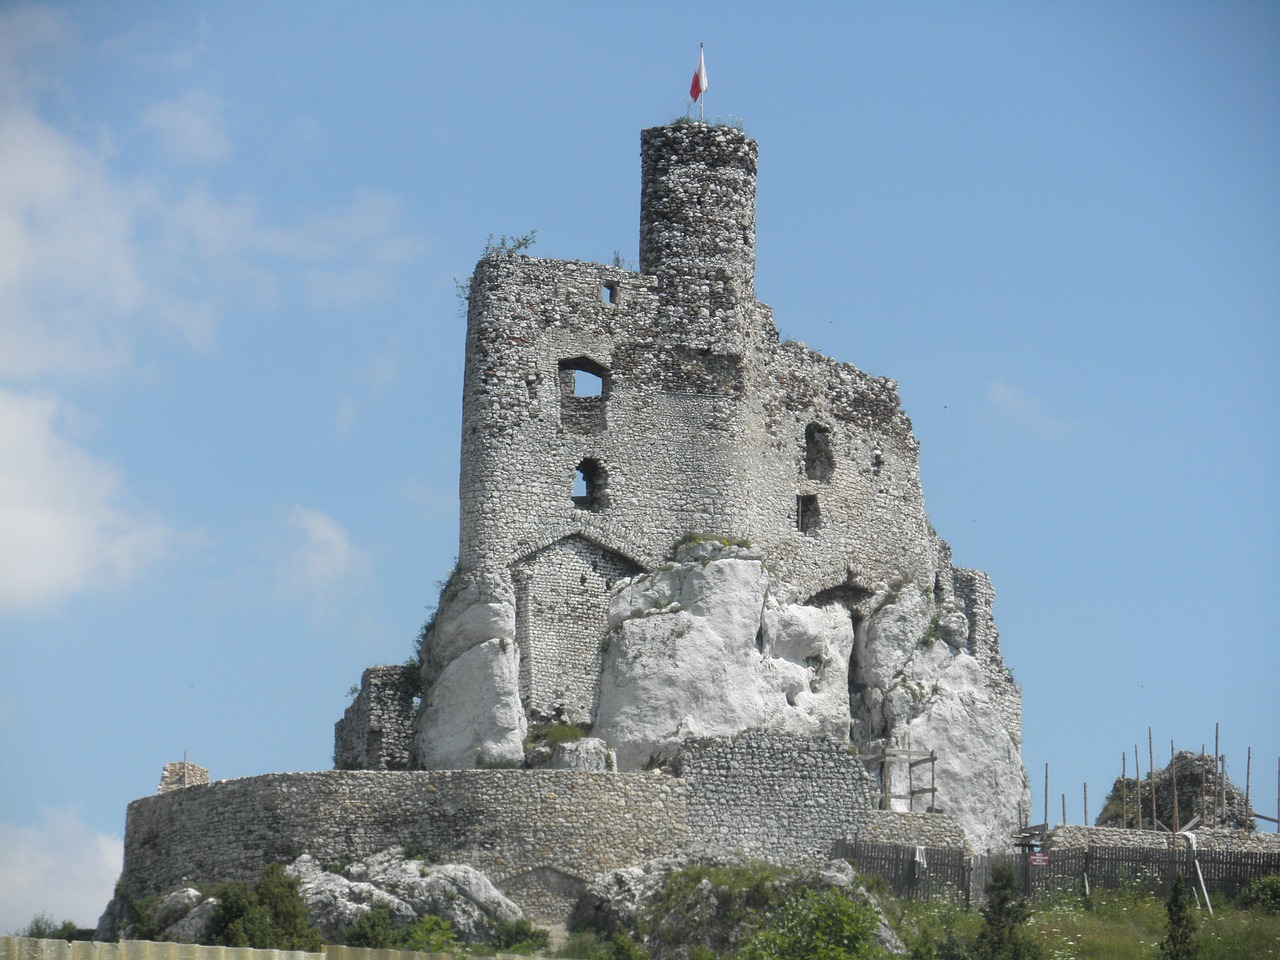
left=1084, top=782, right=1089, bottom=827
left=1214, top=723, right=1220, bottom=826
left=1044, top=763, right=1049, bottom=829
left=1245, top=746, right=1252, bottom=818
left=1200, top=745, right=1207, bottom=826
left=1150, top=729, right=1158, bottom=830
left=1170, top=741, right=1180, bottom=832
left=1122, top=753, right=1128, bottom=829
left=1136, top=745, right=1143, bottom=829
left=1275, top=757, right=1278, bottom=833
left=1062, top=793, right=1067, bottom=827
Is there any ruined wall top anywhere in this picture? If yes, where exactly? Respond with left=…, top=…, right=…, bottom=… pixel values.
left=639, top=123, right=757, bottom=295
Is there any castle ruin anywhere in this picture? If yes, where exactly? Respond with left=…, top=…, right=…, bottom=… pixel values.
left=110, top=123, right=1030, bottom=928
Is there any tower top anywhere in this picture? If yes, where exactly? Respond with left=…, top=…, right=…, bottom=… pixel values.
left=639, top=123, right=758, bottom=294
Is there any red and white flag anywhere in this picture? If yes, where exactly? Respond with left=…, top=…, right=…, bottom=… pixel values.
left=690, top=44, right=708, bottom=102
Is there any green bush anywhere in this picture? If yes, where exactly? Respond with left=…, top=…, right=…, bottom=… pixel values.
left=492, top=917, right=552, bottom=953
left=204, top=864, right=323, bottom=951
left=400, top=914, right=460, bottom=953
left=1236, top=873, right=1280, bottom=915
left=735, top=887, right=882, bottom=960
left=341, top=902, right=399, bottom=948
left=17, top=913, right=94, bottom=941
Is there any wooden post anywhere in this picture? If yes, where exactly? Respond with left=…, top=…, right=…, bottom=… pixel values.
left=1213, top=723, right=1220, bottom=826
left=1136, top=745, right=1143, bottom=829
left=1044, top=763, right=1049, bottom=829
left=1062, top=793, right=1067, bottom=827
left=1200, top=746, right=1207, bottom=826
left=1170, top=741, right=1180, bottom=832
left=1122, top=753, right=1128, bottom=829
left=931, top=750, right=937, bottom=814
left=1149, top=729, right=1158, bottom=830
left=1084, top=782, right=1089, bottom=827
left=1245, top=746, right=1252, bottom=817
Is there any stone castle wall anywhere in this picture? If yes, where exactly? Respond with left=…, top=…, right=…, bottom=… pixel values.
left=120, top=770, right=684, bottom=922
left=447, top=123, right=977, bottom=726
left=676, top=732, right=879, bottom=863
left=1045, top=824, right=1280, bottom=854
left=333, top=666, right=418, bottom=770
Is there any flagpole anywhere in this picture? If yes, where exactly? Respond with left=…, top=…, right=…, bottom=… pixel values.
left=699, top=42, right=705, bottom=121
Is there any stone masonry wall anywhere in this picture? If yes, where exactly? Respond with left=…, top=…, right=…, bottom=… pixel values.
left=333, top=666, right=418, bottom=771
left=851, top=810, right=969, bottom=850
left=442, top=123, right=994, bottom=729
left=157, top=761, right=208, bottom=794
left=676, top=731, right=879, bottom=863
left=1045, top=824, right=1280, bottom=854
left=951, top=568, right=1021, bottom=746
left=119, top=770, right=685, bottom=923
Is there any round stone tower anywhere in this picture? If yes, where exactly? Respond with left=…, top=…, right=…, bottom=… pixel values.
left=639, top=123, right=757, bottom=296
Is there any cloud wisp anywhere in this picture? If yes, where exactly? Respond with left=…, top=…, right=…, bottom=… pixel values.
left=0, top=389, right=179, bottom=614
left=0, top=808, right=123, bottom=933
left=985, top=380, right=1081, bottom=438
left=273, top=506, right=370, bottom=611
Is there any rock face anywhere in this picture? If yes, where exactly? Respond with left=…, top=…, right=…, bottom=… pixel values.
left=414, top=572, right=526, bottom=770
left=288, top=851, right=523, bottom=942
left=594, top=543, right=854, bottom=769
left=593, top=542, right=1027, bottom=852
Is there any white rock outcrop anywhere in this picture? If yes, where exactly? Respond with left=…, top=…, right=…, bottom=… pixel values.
left=593, top=545, right=855, bottom=769
left=288, top=851, right=523, bottom=942
left=593, top=543, right=1027, bottom=852
left=415, top=636, right=525, bottom=769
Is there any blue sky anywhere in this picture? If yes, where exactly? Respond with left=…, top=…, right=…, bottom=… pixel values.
left=1, top=0, right=1277, bottom=930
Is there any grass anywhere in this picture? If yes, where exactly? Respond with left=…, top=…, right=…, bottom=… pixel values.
left=897, top=885, right=1280, bottom=960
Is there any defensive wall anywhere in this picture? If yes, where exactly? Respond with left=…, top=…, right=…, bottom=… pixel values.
left=119, top=733, right=974, bottom=923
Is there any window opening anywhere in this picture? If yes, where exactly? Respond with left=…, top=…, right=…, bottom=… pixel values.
left=804, top=423, right=834, bottom=481
left=602, top=282, right=619, bottom=305
left=573, top=458, right=606, bottom=511
left=797, top=494, right=820, bottom=535
left=572, top=369, right=604, bottom=397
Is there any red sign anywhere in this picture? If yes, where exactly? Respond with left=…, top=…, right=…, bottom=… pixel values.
left=1029, top=853, right=1049, bottom=866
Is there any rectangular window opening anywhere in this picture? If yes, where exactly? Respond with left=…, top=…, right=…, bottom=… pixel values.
left=797, top=495, right=820, bottom=535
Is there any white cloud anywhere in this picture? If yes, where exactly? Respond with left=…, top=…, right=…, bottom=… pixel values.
left=0, top=808, right=123, bottom=934
left=0, top=8, right=421, bottom=381
left=0, top=389, right=176, bottom=613
left=275, top=506, right=369, bottom=604
left=986, top=380, right=1079, bottom=437
left=142, top=91, right=232, bottom=163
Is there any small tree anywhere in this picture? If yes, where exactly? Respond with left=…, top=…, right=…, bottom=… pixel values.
left=1158, top=875, right=1200, bottom=960
left=972, top=865, right=1042, bottom=960
left=204, top=864, right=323, bottom=951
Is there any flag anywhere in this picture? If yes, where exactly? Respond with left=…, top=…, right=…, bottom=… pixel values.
left=690, top=44, right=707, bottom=102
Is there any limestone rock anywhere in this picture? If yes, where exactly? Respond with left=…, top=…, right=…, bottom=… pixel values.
left=160, top=898, right=218, bottom=943
left=594, top=548, right=855, bottom=769
left=547, top=737, right=615, bottom=771
left=569, top=857, right=687, bottom=935
left=421, top=572, right=516, bottom=690
left=288, top=851, right=523, bottom=943
left=415, top=637, right=526, bottom=769
left=851, top=586, right=1029, bottom=853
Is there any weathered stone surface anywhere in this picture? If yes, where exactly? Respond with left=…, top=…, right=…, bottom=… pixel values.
left=289, top=852, right=522, bottom=942
left=1095, top=750, right=1256, bottom=831
left=421, top=572, right=516, bottom=690
left=595, top=548, right=855, bottom=769
left=415, top=638, right=525, bottom=770
left=547, top=737, right=615, bottom=771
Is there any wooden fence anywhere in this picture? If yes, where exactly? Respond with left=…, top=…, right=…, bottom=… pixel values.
left=0, top=940, right=540, bottom=960
left=839, top=839, right=1280, bottom=908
